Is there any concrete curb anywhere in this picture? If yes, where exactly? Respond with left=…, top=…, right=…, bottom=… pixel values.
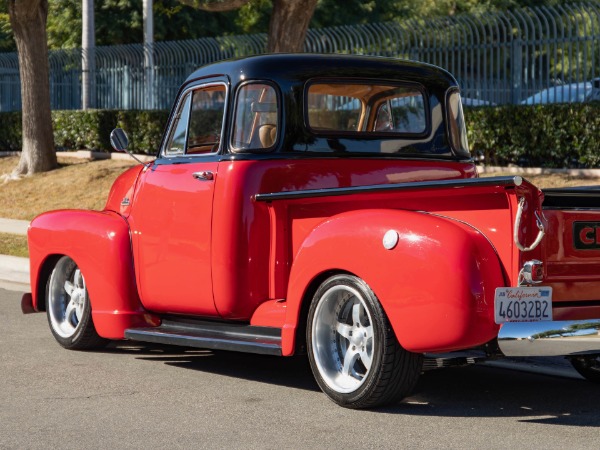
left=0, top=218, right=29, bottom=236
left=0, top=254, right=30, bottom=291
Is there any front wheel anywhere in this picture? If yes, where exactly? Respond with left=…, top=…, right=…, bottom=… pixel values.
left=307, top=274, right=422, bottom=409
left=46, top=256, right=108, bottom=350
left=570, top=355, right=600, bottom=383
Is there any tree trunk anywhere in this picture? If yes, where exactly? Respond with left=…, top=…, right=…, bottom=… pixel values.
left=267, top=0, right=318, bottom=53
left=8, top=0, right=56, bottom=176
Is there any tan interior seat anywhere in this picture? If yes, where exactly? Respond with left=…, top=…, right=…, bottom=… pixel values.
left=258, top=124, right=277, bottom=148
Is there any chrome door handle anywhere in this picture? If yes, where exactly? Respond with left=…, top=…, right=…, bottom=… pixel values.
left=192, top=171, right=214, bottom=181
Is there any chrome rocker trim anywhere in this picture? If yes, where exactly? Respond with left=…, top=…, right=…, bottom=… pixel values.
left=498, top=319, right=600, bottom=357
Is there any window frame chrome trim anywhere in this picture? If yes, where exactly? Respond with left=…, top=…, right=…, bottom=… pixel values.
left=160, top=81, right=229, bottom=159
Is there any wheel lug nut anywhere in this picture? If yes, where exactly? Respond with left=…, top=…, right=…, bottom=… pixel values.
left=352, top=345, right=356, bottom=350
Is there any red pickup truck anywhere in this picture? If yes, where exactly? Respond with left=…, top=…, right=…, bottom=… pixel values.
left=22, top=54, right=600, bottom=409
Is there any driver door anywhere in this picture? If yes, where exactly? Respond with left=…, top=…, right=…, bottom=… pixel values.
left=129, top=80, right=227, bottom=316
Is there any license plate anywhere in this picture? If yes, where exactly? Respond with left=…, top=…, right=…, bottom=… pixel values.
left=494, top=287, right=552, bottom=324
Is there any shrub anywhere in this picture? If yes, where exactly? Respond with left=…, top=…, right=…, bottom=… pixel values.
left=0, top=112, right=22, bottom=151
left=466, top=103, right=600, bottom=168
left=0, top=110, right=169, bottom=156
left=115, top=111, right=169, bottom=154
left=53, top=110, right=118, bottom=152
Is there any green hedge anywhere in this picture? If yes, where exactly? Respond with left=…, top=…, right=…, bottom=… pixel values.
left=1, top=104, right=599, bottom=166
left=0, top=112, right=23, bottom=152
left=0, top=110, right=169, bottom=155
left=466, top=103, right=600, bottom=168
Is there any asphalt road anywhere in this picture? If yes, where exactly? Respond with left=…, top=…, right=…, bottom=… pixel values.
left=2, top=287, right=600, bottom=449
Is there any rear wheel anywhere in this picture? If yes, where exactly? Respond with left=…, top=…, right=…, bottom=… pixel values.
left=46, top=256, right=107, bottom=350
left=570, top=355, right=600, bottom=383
left=307, top=274, right=422, bottom=409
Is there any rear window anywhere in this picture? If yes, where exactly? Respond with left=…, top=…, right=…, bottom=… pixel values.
left=306, top=81, right=428, bottom=135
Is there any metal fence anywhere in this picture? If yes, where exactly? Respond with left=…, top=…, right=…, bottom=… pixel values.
left=0, top=2, right=599, bottom=111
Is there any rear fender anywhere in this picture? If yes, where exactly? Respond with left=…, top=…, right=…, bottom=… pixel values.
left=28, top=210, right=158, bottom=339
left=282, top=209, right=504, bottom=355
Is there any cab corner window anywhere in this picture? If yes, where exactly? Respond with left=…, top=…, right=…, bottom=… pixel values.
left=163, top=83, right=226, bottom=157
left=232, top=83, right=279, bottom=152
left=447, top=90, right=470, bottom=158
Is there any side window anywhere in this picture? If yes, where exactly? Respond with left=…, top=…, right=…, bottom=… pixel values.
left=164, top=93, right=191, bottom=156
left=187, top=85, right=226, bottom=154
left=163, top=83, right=226, bottom=157
left=231, top=83, right=279, bottom=151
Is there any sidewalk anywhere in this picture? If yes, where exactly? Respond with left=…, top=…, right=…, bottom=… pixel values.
left=0, top=218, right=30, bottom=290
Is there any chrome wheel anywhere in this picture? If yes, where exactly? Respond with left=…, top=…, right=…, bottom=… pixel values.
left=307, top=274, right=422, bottom=409
left=48, top=257, right=88, bottom=338
left=46, top=256, right=107, bottom=350
left=312, top=284, right=374, bottom=393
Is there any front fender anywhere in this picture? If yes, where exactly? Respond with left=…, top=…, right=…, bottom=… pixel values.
left=28, top=209, right=158, bottom=339
left=282, top=209, right=504, bottom=355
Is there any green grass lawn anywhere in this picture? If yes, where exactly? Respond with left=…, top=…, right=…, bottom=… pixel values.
left=0, top=155, right=140, bottom=258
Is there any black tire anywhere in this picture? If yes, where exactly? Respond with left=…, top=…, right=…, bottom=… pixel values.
left=570, top=355, right=600, bottom=383
left=306, top=274, right=422, bottom=409
left=46, top=256, right=108, bottom=350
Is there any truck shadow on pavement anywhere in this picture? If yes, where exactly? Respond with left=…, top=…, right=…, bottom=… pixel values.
left=105, top=341, right=320, bottom=392
left=105, top=342, right=600, bottom=425
left=389, top=365, right=600, bottom=426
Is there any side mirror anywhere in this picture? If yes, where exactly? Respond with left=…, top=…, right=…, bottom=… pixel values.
left=110, top=128, right=129, bottom=152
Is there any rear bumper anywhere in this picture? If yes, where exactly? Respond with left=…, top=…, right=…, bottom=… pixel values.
left=498, top=319, right=600, bottom=357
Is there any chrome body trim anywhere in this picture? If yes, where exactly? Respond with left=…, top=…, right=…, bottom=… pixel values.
left=254, top=175, right=522, bottom=202
left=498, top=319, right=600, bottom=357
left=125, top=318, right=282, bottom=356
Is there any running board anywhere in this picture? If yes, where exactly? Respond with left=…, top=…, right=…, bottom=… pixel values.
left=125, top=318, right=282, bottom=356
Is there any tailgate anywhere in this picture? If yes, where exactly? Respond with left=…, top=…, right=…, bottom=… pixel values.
left=541, top=187, right=600, bottom=314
